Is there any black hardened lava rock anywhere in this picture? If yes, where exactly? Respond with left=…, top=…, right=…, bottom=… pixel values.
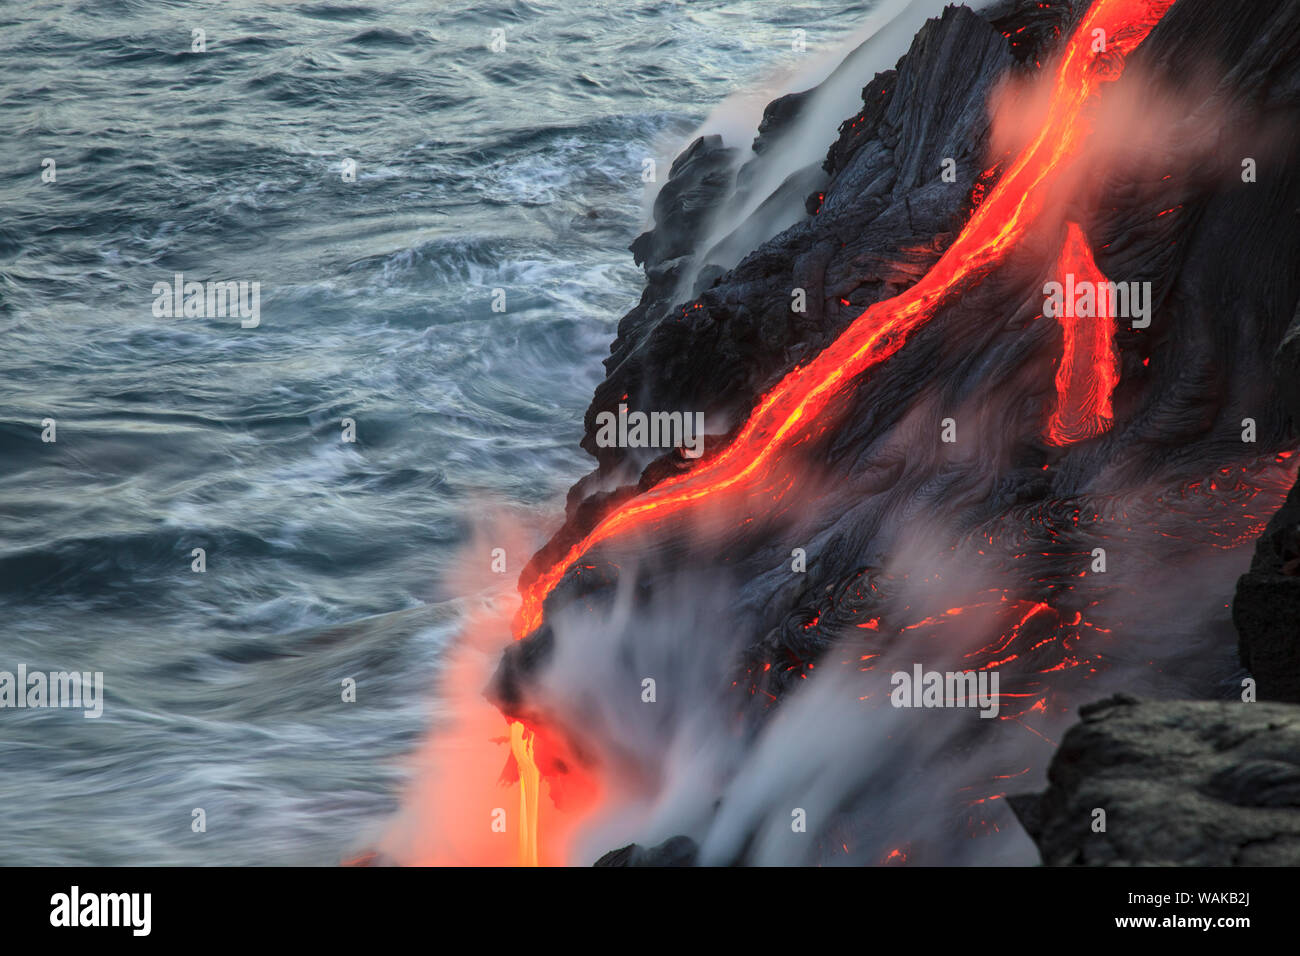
left=1234, top=498, right=1300, bottom=703
left=592, top=835, right=699, bottom=867
left=581, top=4, right=1016, bottom=483
left=1010, top=695, right=1300, bottom=865
left=1234, top=296, right=1300, bottom=703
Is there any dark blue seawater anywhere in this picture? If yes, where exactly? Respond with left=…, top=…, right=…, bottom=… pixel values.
left=0, top=0, right=878, bottom=863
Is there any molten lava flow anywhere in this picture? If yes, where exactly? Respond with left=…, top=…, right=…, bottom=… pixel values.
left=509, top=720, right=541, bottom=867
left=514, top=0, right=1176, bottom=640
left=474, top=0, right=1177, bottom=867
left=374, top=609, right=601, bottom=865
left=1046, top=222, right=1121, bottom=445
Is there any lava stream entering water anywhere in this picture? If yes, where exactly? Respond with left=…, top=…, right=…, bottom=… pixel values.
left=495, top=0, right=1175, bottom=866
left=509, top=721, right=541, bottom=867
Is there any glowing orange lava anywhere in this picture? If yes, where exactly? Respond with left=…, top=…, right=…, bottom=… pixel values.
left=509, top=720, right=541, bottom=867
left=1045, top=222, right=1121, bottom=444
left=514, top=0, right=1176, bottom=641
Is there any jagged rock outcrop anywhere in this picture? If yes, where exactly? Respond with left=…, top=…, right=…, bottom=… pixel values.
left=1233, top=477, right=1300, bottom=703
left=1233, top=296, right=1300, bottom=703
left=1010, top=695, right=1300, bottom=865
left=577, top=3, right=1024, bottom=484
left=592, top=835, right=699, bottom=867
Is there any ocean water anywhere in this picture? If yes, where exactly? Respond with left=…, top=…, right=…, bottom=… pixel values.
left=0, top=0, right=880, bottom=864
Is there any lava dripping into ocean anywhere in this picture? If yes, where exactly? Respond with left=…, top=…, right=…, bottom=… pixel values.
left=373, top=0, right=1300, bottom=867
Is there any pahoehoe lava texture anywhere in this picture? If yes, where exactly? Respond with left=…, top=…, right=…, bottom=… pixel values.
left=493, top=0, right=1300, bottom=864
